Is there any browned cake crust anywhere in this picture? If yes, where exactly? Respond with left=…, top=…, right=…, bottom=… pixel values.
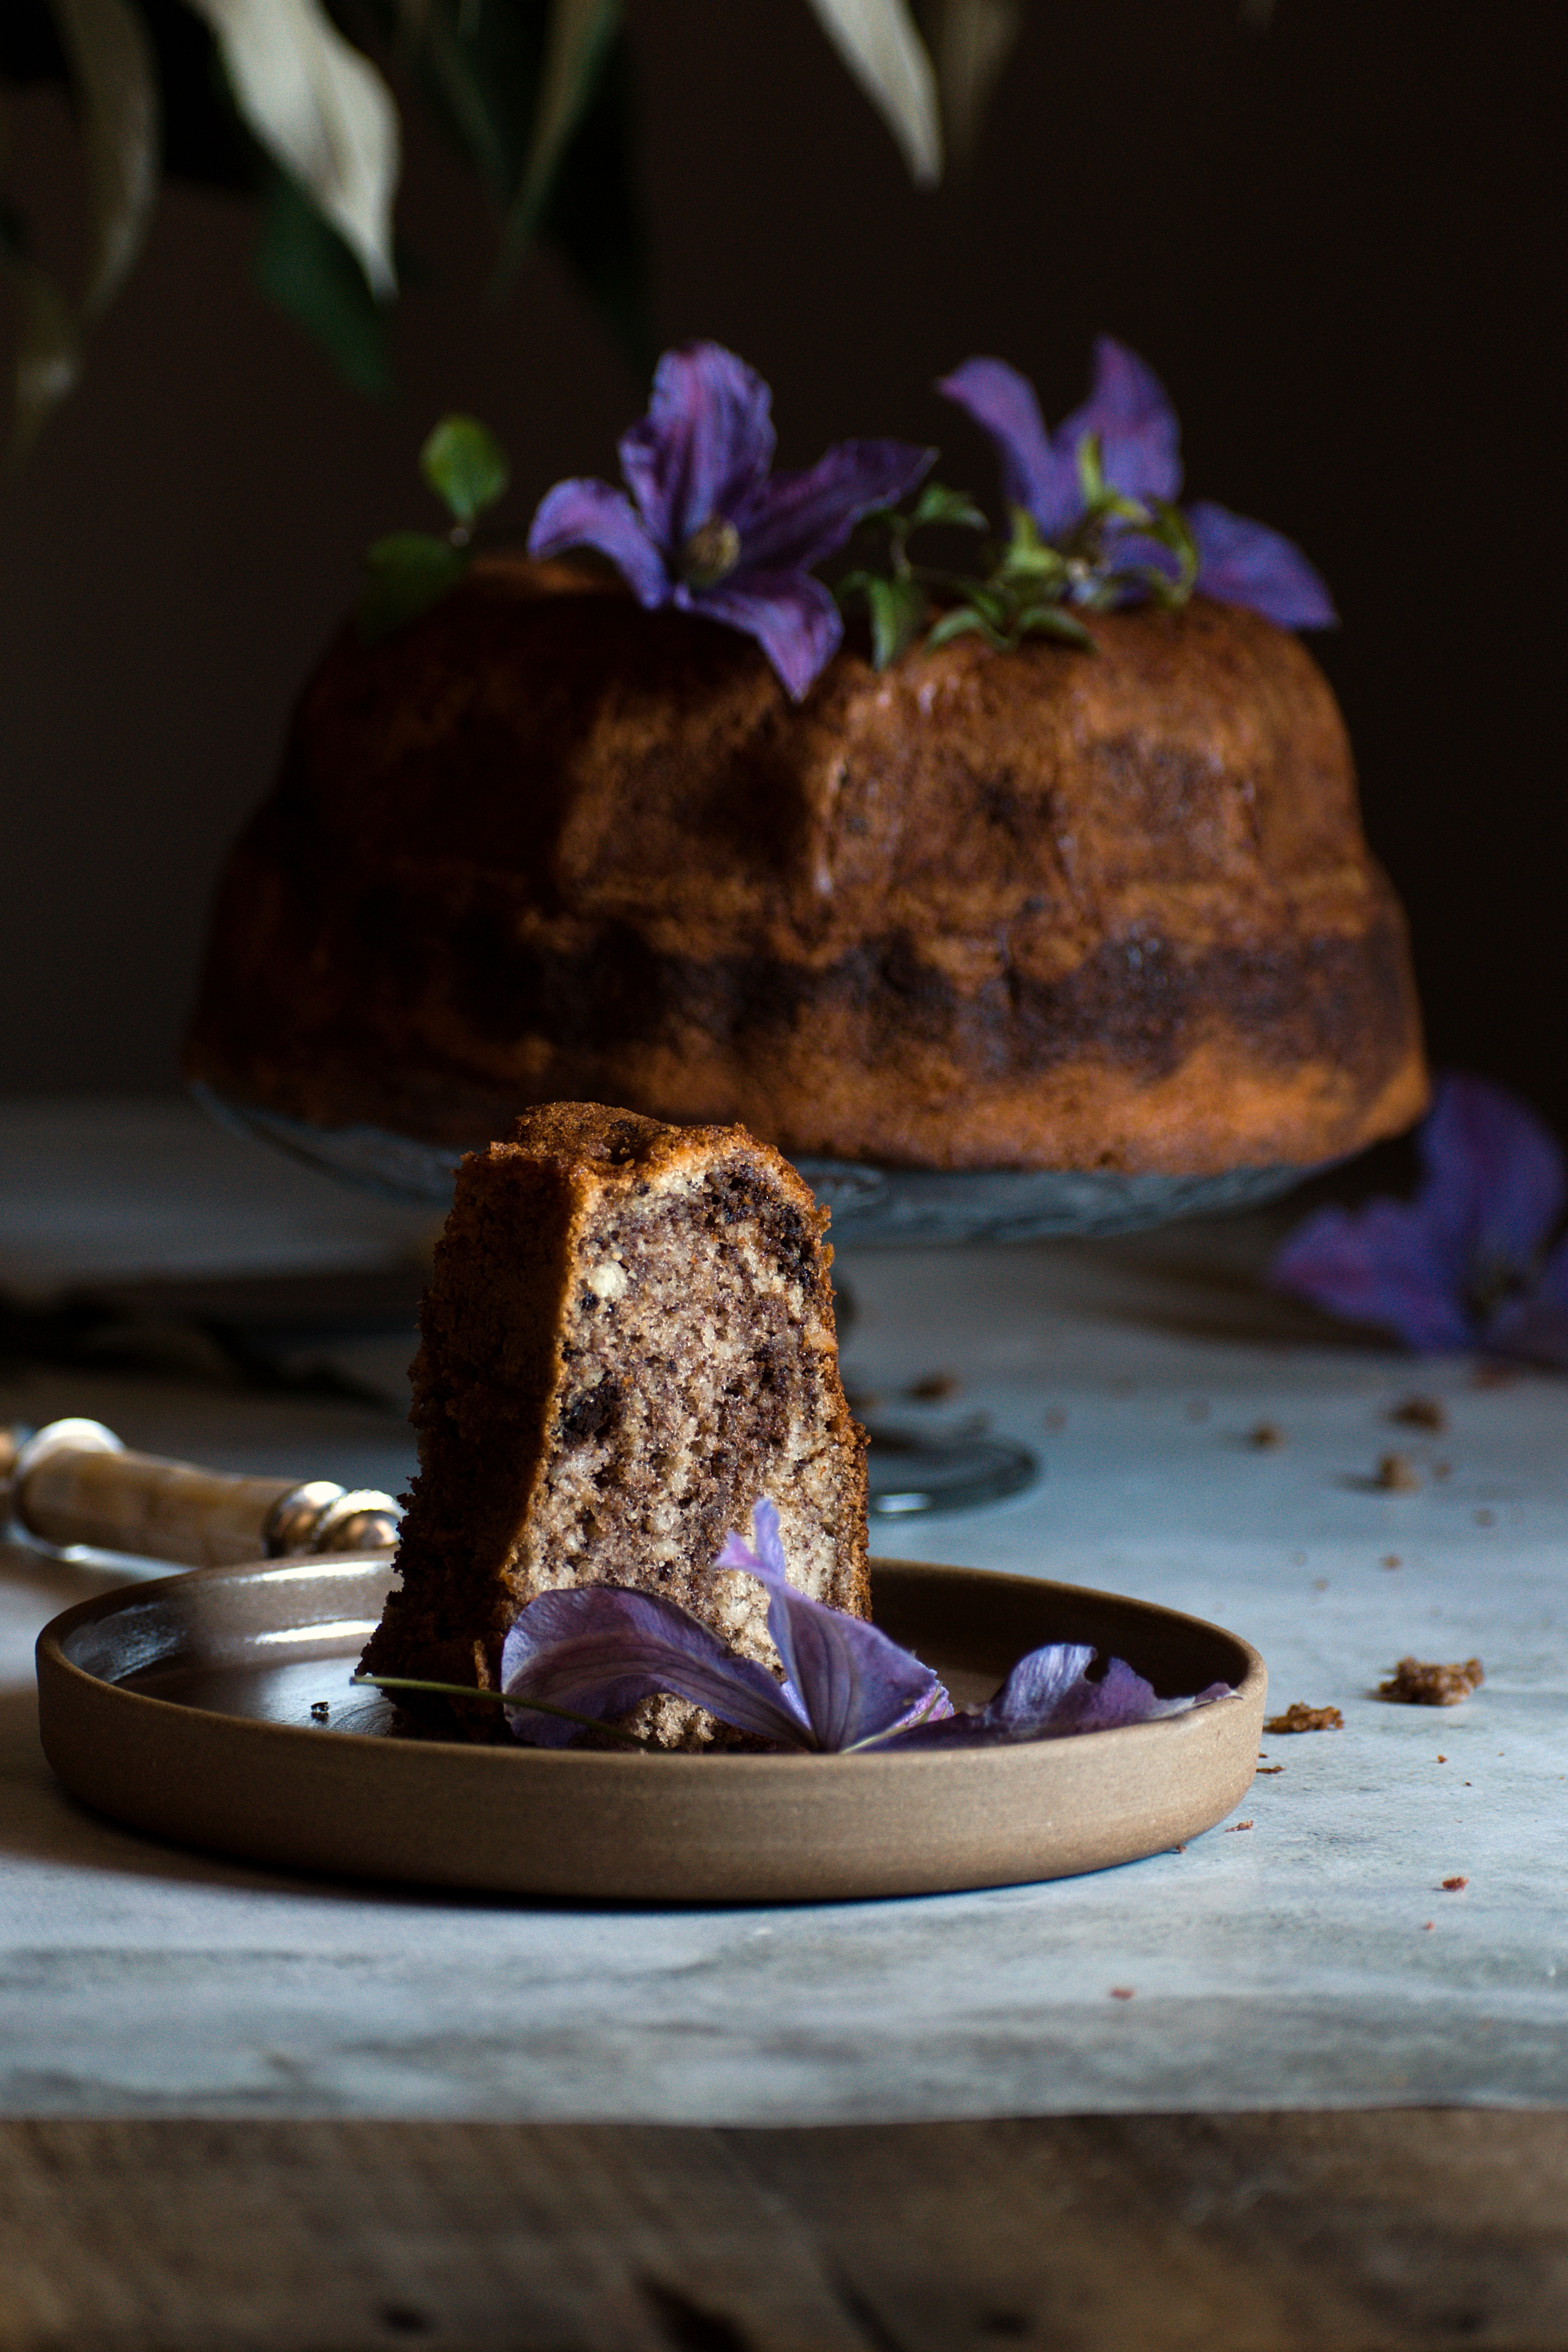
left=361, top=1101, right=869, bottom=1750
left=187, top=558, right=1426, bottom=1173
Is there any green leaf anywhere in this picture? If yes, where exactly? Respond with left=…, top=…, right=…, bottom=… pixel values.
left=911, top=480, right=988, bottom=532
left=1017, top=604, right=1097, bottom=651
left=358, top=531, right=468, bottom=642
left=866, top=572, right=926, bottom=670
left=804, top=0, right=942, bottom=184
left=253, top=165, right=392, bottom=396
left=926, top=605, right=992, bottom=650
left=1075, top=430, right=1106, bottom=508
left=420, top=413, right=509, bottom=524
left=498, top=0, right=621, bottom=284
left=186, top=0, right=400, bottom=297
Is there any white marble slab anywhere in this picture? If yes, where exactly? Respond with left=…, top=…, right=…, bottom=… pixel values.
left=1, top=1103, right=1565, bottom=2121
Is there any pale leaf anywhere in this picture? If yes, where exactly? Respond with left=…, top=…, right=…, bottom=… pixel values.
left=502, top=0, right=622, bottom=271
left=0, top=238, right=80, bottom=460
left=186, top=0, right=400, bottom=297
left=50, top=0, right=160, bottom=319
left=805, top=0, right=943, bottom=185
left=926, top=0, right=1023, bottom=164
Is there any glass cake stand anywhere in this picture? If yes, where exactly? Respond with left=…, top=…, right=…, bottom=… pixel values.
left=194, top=1085, right=1322, bottom=1517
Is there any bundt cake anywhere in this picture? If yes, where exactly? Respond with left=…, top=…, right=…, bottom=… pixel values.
left=186, top=556, right=1426, bottom=1174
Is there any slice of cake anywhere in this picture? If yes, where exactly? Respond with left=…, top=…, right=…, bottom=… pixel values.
left=360, top=1101, right=868, bottom=1748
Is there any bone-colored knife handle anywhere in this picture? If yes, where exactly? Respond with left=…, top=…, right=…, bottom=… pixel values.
left=2, top=1419, right=401, bottom=1569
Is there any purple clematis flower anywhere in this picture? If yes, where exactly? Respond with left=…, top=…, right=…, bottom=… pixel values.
left=527, top=342, right=933, bottom=700
left=1271, top=1073, right=1568, bottom=1366
left=499, top=1499, right=1234, bottom=1753
left=936, top=337, right=1336, bottom=629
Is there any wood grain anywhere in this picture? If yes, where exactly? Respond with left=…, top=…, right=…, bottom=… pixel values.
left=0, top=2111, right=1563, bottom=2350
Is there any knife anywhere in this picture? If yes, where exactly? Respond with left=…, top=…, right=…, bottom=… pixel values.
left=0, top=1417, right=401, bottom=1578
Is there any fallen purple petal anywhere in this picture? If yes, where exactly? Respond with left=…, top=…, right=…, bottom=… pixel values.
left=1271, top=1074, right=1568, bottom=1359
left=886, top=1644, right=1233, bottom=1749
left=500, top=1582, right=812, bottom=1749
left=717, top=1502, right=951, bottom=1750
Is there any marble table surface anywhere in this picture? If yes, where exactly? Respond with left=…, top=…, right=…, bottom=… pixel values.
left=0, top=1099, right=1564, bottom=2123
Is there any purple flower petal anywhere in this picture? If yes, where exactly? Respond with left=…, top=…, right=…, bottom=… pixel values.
left=1187, top=500, right=1337, bottom=629
left=738, top=439, right=935, bottom=572
left=500, top=1583, right=811, bottom=1749
left=936, top=357, right=1080, bottom=534
left=690, top=569, right=846, bottom=702
left=618, top=342, right=775, bottom=550
left=718, top=1502, right=950, bottom=1749
left=889, top=1644, right=1233, bottom=1749
left=1055, top=335, right=1183, bottom=509
left=1415, top=1072, right=1566, bottom=1285
left=1270, top=1198, right=1475, bottom=1352
left=527, top=478, right=669, bottom=608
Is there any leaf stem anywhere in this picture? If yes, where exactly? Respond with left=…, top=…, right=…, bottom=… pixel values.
left=350, top=1673, right=655, bottom=1750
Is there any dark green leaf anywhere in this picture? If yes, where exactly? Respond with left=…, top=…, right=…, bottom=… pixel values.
left=926, top=605, right=993, bottom=651
left=911, top=480, right=988, bottom=532
left=420, top=413, right=509, bottom=523
left=253, top=164, right=391, bottom=398
left=866, top=572, right=926, bottom=670
left=1018, top=604, right=1097, bottom=651
left=499, top=0, right=622, bottom=281
left=359, top=532, right=469, bottom=643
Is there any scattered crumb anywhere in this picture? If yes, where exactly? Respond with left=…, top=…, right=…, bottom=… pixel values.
left=1185, top=1399, right=1210, bottom=1422
left=1391, top=1396, right=1447, bottom=1431
left=1265, top=1702, right=1344, bottom=1733
left=1249, top=1421, right=1284, bottom=1448
left=1437, top=1754, right=1447, bottom=1763
left=1433, top=1461, right=1453, bottom=1480
left=1377, top=1452, right=1420, bottom=1492
left=1312, top=1577, right=1330, bottom=1591
left=1422, top=1921, right=1435, bottom=1931
left=1471, top=1363, right=1517, bottom=1390
left=1475, top=1508, right=1496, bottom=1527
left=1379, top=1657, right=1484, bottom=1707
left=1381, top=1554, right=1402, bottom=1569
left=1225, top=1820, right=1254, bottom=1833
left=310, top=1701, right=330, bottom=1721
left=908, top=1372, right=961, bottom=1402
left=1109, top=1986, right=1136, bottom=2000
left=1442, top=1875, right=1470, bottom=1892
left=1044, top=1406, right=1067, bottom=1431
left=1256, top=1765, right=1285, bottom=1775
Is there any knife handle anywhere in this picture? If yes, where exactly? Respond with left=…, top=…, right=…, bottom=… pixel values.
left=1, top=1419, right=401, bottom=1569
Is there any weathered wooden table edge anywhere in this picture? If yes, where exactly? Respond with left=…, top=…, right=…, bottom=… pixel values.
left=2, top=2109, right=1565, bottom=2351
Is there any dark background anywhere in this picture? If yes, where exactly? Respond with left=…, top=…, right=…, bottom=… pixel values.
left=1, top=1, right=1563, bottom=1128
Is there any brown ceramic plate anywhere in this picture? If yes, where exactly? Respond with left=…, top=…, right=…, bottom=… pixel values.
left=35, top=1557, right=1265, bottom=1903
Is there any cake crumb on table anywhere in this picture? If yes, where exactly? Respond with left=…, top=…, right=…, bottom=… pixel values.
left=1249, top=1421, right=1284, bottom=1448
left=1109, top=1987, right=1135, bottom=2000
left=1442, top=1875, right=1470, bottom=1892
left=908, top=1372, right=961, bottom=1401
left=1225, top=1820, right=1254, bottom=1833
left=1255, top=1765, right=1285, bottom=1775
left=1376, top=1452, right=1420, bottom=1491
left=1379, top=1657, right=1484, bottom=1706
left=1264, top=1702, right=1344, bottom=1733
left=1391, top=1396, right=1447, bottom=1431
left=1381, top=1554, right=1402, bottom=1568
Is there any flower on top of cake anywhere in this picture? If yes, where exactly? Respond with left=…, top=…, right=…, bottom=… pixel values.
left=936, top=339, right=1337, bottom=631
left=526, top=342, right=935, bottom=700
left=360, top=1501, right=1235, bottom=1755
left=359, top=334, right=1335, bottom=696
